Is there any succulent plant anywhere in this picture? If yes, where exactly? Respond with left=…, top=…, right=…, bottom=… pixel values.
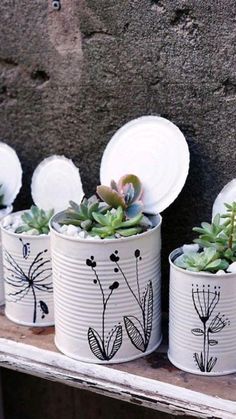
left=174, top=202, right=236, bottom=273
left=193, top=203, right=236, bottom=263
left=97, top=174, right=143, bottom=218
left=0, top=185, right=5, bottom=210
left=174, top=247, right=229, bottom=273
left=91, top=206, right=144, bottom=238
left=60, top=196, right=108, bottom=231
left=15, top=206, right=54, bottom=235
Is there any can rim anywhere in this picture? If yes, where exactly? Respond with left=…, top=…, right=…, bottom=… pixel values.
left=169, top=247, right=236, bottom=279
left=0, top=209, right=50, bottom=240
left=50, top=211, right=162, bottom=244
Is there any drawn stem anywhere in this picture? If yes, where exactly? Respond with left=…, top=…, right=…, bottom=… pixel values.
left=32, top=286, right=37, bottom=324
left=203, top=322, right=207, bottom=371
left=136, top=258, right=141, bottom=304
left=207, top=328, right=210, bottom=371
left=115, top=261, right=142, bottom=310
left=92, top=267, right=106, bottom=355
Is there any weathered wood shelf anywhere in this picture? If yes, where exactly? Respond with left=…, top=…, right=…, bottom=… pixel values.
left=0, top=307, right=235, bottom=419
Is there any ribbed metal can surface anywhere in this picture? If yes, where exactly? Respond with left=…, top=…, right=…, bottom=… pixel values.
left=169, top=248, right=236, bottom=375
left=50, top=214, right=162, bottom=363
left=0, top=206, right=12, bottom=306
left=1, top=210, right=54, bottom=326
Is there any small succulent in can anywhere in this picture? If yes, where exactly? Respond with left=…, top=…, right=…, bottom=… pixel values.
left=60, top=195, right=108, bottom=231
left=15, top=205, right=54, bottom=235
left=57, top=174, right=153, bottom=239
left=91, top=206, right=144, bottom=239
left=174, top=202, right=236, bottom=273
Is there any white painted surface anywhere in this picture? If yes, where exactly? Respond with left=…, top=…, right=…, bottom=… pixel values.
left=169, top=249, right=236, bottom=375
left=1, top=222, right=54, bottom=326
left=0, top=339, right=235, bottom=418
left=51, top=215, right=162, bottom=363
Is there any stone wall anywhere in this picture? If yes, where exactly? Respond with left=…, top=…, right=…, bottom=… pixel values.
left=0, top=0, right=236, bottom=306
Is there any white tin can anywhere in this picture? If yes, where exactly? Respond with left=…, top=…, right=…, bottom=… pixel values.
left=0, top=206, right=12, bottom=306
left=1, top=211, right=54, bottom=326
left=169, top=248, right=236, bottom=375
left=50, top=214, right=162, bottom=363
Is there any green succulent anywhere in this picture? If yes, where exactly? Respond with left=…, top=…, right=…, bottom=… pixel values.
left=97, top=174, right=143, bottom=218
left=60, top=196, right=108, bottom=231
left=193, top=203, right=236, bottom=263
left=91, top=206, right=144, bottom=239
left=174, top=202, right=236, bottom=273
left=15, top=206, right=54, bottom=235
left=0, top=185, right=6, bottom=210
left=175, top=247, right=229, bottom=273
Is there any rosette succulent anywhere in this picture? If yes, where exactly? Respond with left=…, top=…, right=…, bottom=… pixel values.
left=15, top=206, right=54, bottom=235
left=60, top=195, right=108, bottom=232
left=174, top=202, right=236, bottom=273
left=97, top=174, right=143, bottom=218
left=57, top=173, right=153, bottom=239
left=91, top=206, right=144, bottom=238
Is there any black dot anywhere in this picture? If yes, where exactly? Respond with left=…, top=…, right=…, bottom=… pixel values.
left=115, top=250, right=118, bottom=254
left=91, top=256, right=94, bottom=260
left=139, top=257, right=142, bottom=261
left=93, top=279, right=97, bottom=284
left=114, top=268, right=119, bottom=273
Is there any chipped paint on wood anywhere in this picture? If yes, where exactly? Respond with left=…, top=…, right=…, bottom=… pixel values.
left=0, top=339, right=235, bottom=418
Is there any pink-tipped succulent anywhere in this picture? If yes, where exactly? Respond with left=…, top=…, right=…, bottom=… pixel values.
left=97, top=174, right=143, bottom=218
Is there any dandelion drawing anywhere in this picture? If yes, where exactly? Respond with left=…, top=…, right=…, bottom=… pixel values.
left=3, top=245, right=53, bottom=323
left=191, top=284, right=230, bottom=372
left=86, top=256, right=122, bottom=361
left=110, top=249, right=153, bottom=353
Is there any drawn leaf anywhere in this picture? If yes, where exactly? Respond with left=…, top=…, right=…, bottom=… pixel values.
left=193, top=352, right=205, bottom=372
left=142, top=281, right=153, bottom=347
left=124, top=316, right=145, bottom=352
left=88, top=327, right=106, bottom=360
left=191, top=328, right=204, bottom=336
left=207, top=356, right=217, bottom=372
left=39, top=300, right=49, bottom=314
left=107, top=325, right=122, bottom=360
left=209, top=339, right=218, bottom=346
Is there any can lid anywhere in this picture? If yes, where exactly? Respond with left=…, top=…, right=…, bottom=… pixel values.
left=0, top=142, right=22, bottom=205
left=31, top=155, right=84, bottom=212
left=100, top=116, right=190, bottom=214
left=212, top=179, right=236, bottom=218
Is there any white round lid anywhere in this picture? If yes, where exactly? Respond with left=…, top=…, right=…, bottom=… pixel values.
left=100, top=116, right=190, bottom=214
left=31, top=155, right=84, bottom=212
left=212, top=179, right=236, bottom=218
left=0, top=142, right=22, bottom=205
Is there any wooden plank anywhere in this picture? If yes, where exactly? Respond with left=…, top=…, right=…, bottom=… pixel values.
left=0, top=308, right=235, bottom=418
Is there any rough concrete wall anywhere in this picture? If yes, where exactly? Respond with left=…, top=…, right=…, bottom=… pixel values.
left=0, top=0, right=236, bottom=304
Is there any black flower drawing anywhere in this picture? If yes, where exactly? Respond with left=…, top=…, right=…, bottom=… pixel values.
left=19, top=238, right=30, bottom=259
left=191, top=284, right=230, bottom=372
left=86, top=256, right=122, bottom=361
left=110, top=249, right=153, bottom=353
left=4, top=243, right=53, bottom=324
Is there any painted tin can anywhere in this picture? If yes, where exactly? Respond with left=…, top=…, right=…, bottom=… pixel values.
left=1, top=210, right=54, bottom=326
left=50, top=214, right=162, bottom=364
left=0, top=206, right=12, bottom=306
left=168, top=248, right=236, bottom=375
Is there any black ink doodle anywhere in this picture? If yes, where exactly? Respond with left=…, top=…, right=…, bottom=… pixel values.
left=191, top=284, right=230, bottom=372
left=4, top=248, right=53, bottom=323
left=110, top=249, right=153, bottom=353
left=86, top=256, right=122, bottom=361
